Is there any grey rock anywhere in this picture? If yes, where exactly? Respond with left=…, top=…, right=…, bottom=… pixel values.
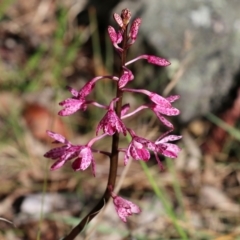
left=122, top=0, right=240, bottom=123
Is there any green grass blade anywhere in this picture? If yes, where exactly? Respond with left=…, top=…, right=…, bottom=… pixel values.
left=166, top=158, right=185, bottom=220
left=206, top=113, right=240, bottom=141
left=140, top=161, right=188, bottom=239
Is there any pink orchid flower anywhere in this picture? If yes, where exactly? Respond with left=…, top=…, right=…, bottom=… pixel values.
left=96, top=98, right=127, bottom=136
left=111, top=192, right=141, bottom=222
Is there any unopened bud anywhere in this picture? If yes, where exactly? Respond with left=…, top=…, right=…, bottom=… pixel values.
left=121, top=8, right=131, bottom=26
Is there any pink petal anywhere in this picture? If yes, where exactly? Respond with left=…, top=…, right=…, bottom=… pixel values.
left=115, top=120, right=127, bottom=136
left=71, top=157, right=82, bottom=171
left=116, top=30, right=123, bottom=44
left=130, top=144, right=150, bottom=161
left=113, top=13, right=123, bottom=28
left=146, top=141, right=157, bottom=151
left=162, top=143, right=181, bottom=158
left=96, top=122, right=102, bottom=136
left=79, top=148, right=92, bottom=170
left=66, top=86, right=78, bottom=97
left=59, top=98, right=79, bottom=106
left=50, top=159, right=66, bottom=170
left=108, top=26, right=118, bottom=44
left=157, top=135, right=182, bottom=144
left=62, top=148, right=81, bottom=161
left=113, top=196, right=141, bottom=223
left=58, top=99, right=86, bottom=116
left=44, top=146, right=67, bottom=159
left=104, top=123, right=115, bottom=135
left=166, top=95, right=180, bottom=103
left=70, top=147, right=93, bottom=171
left=117, top=211, right=128, bottom=222
left=121, top=104, right=130, bottom=117
left=127, top=200, right=141, bottom=213
left=97, top=110, right=127, bottom=136
left=149, top=93, right=171, bottom=107
left=58, top=108, right=79, bottom=116
left=147, top=55, right=171, bottom=66
left=155, top=113, right=174, bottom=128
left=46, top=130, right=67, bottom=143
left=135, top=148, right=150, bottom=161
left=133, top=136, right=150, bottom=145
left=118, top=70, right=134, bottom=88
left=153, top=105, right=180, bottom=116
left=79, top=80, right=95, bottom=98
left=129, top=18, right=141, bottom=41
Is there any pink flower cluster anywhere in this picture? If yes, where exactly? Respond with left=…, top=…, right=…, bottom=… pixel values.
left=44, top=9, right=181, bottom=223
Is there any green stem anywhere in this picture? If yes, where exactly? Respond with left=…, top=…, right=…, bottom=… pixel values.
left=62, top=26, right=128, bottom=240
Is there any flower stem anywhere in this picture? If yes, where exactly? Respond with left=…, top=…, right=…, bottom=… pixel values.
left=62, top=25, right=128, bottom=240
left=107, top=24, right=128, bottom=190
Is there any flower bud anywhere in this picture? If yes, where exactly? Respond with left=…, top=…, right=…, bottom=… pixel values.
left=121, top=8, right=131, bottom=26
left=129, top=18, right=141, bottom=42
